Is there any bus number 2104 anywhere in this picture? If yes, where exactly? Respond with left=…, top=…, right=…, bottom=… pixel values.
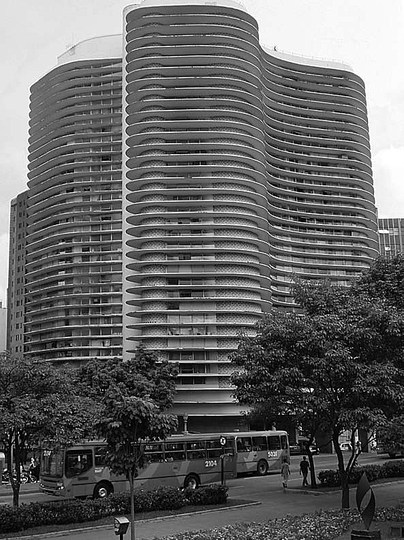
left=205, top=460, right=218, bottom=468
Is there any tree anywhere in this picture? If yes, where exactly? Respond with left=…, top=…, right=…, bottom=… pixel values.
left=79, top=346, right=178, bottom=540
left=377, top=416, right=404, bottom=457
left=0, top=354, right=95, bottom=506
left=231, top=279, right=404, bottom=509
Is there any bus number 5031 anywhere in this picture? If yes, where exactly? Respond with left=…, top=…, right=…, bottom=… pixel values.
left=205, top=460, right=218, bottom=468
left=267, top=451, right=278, bottom=458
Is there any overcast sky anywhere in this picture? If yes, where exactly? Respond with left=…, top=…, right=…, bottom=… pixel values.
left=0, top=0, right=403, bottom=304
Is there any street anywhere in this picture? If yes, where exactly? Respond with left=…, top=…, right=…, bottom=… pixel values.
left=0, top=452, right=398, bottom=540
left=0, top=451, right=394, bottom=506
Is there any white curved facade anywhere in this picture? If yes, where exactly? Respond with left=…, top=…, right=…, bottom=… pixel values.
left=25, top=36, right=123, bottom=363
left=122, top=2, right=378, bottom=428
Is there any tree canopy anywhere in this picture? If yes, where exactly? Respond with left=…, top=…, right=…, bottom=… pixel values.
left=0, top=354, right=95, bottom=506
left=231, top=258, right=404, bottom=509
left=79, top=346, right=178, bottom=540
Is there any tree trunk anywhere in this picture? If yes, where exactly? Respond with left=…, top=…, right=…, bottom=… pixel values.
left=129, top=473, right=135, bottom=540
left=5, top=432, right=20, bottom=507
left=307, top=452, right=317, bottom=488
left=340, top=471, right=350, bottom=509
left=333, top=432, right=350, bottom=509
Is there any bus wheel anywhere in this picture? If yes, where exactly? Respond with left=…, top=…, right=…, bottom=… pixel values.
left=93, top=481, right=113, bottom=499
left=184, top=474, right=200, bottom=490
left=257, top=459, right=268, bottom=476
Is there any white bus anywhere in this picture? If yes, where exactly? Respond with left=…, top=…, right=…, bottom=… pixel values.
left=227, top=430, right=290, bottom=476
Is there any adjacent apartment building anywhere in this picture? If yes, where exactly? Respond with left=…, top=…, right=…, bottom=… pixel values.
left=9, top=0, right=379, bottom=432
left=378, top=218, right=404, bottom=258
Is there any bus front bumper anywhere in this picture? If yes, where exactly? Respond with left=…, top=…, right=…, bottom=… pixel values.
left=39, top=481, right=66, bottom=496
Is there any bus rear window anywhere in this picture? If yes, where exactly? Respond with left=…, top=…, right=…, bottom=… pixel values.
left=65, top=450, right=93, bottom=478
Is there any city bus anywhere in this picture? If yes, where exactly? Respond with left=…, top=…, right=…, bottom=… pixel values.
left=39, top=434, right=237, bottom=499
left=226, top=430, right=290, bottom=476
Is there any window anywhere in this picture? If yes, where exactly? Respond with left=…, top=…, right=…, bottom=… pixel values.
left=144, top=443, right=164, bottom=463
left=281, top=435, right=288, bottom=450
left=268, top=436, right=281, bottom=451
left=186, top=441, right=206, bottom=460
left=65, top=450, right=93, bottom=478
left=252, top=436, right=267, bottom=451
left=95, top=446, right=107, bottom=467
left=237, top=437, right=252, bottom=453
left=206, top=439, right=223, bottom=458
left=165, top=442, right=185, bottom=461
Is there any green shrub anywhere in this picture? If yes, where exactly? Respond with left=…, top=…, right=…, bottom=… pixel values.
left=318, top=459, right=404, bottom=487
left=349, top=464, right=381, bottom=484
left=0, top=483, right=228, bottom=534
left=184, top=484, right=228, bottom=506
left=318, top=469, right=340, bottom=487
left=135, top=485, right=186, bottom=512
left=380, top=460, right=404, bottom=478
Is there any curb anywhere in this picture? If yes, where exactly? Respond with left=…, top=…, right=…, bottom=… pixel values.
left=0, top=500, right=261, bottom=540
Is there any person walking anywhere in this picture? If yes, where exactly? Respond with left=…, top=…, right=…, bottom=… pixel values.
left=280, top=457, right=290, bottom=490
left=299, top=455, right=310, bottom=487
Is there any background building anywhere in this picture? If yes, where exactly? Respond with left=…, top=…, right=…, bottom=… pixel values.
left=9, top=0, right=378, bottom=431
left=7, top=191, right=28, bottom=357
left=24, top=36, right=123, bottom=364
left=378, top=218, right=404, bottom=258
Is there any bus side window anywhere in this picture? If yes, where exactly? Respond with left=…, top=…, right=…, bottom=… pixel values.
left=280, top=435, right=288, bottom=450
left=186, top=441, right=206, bottom=460
left=165, top=442, right=186, bottom=461
left=144, top=443, right=164, bottom=463
left=252, top=436, right=267, bottom=451
left=65, top=450, right=93, bottom=478
left=236, top=437, right=252, bottom=453
left=95, top=446, right=107, bottom=467
left=268, top=436, right=281, bottom=451
left=206, top=439, right=222, bottom=458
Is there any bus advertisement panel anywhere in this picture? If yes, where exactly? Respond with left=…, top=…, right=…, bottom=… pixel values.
left=40, top=434, right=236, bottom=499
left=228, top=430, right=290, bottom=476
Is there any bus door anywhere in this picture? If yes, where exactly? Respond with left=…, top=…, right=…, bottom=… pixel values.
left=65, top=448, right=94, bottom=497
left=235, top=436, right=253, bottom=474
left=205, top=438, right=236, bottom=480
left=267, top=435, right=282, bottom=470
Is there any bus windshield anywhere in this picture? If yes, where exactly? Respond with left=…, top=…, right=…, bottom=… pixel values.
left=41, top=449, right=64, bottom=478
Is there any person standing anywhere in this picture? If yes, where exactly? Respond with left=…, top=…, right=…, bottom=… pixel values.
left=280, top=457, right=290, bottom=490
left=299, top=455, right=310, bottom=487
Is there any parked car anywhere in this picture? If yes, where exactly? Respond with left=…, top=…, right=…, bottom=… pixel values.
left=289, top=441, right=320, bottom=455
left=340, top=442, right=352, bottom=451
left=289, top=444, right=301, bottom=455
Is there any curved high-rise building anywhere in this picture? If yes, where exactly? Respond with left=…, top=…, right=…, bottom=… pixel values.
left=18, top=0, right=378, bottom=432
left=122, top=0, right=378, bottom=430
left=25, top=36, right=124, bottom=363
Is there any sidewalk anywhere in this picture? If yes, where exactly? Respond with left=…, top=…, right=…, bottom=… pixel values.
left=6, top=480, right=404, bottom=540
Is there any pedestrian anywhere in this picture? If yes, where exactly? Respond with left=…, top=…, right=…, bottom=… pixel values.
left=280, top=457, right=290, bottom=490
left=299, top=455, right=310, bottom=487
